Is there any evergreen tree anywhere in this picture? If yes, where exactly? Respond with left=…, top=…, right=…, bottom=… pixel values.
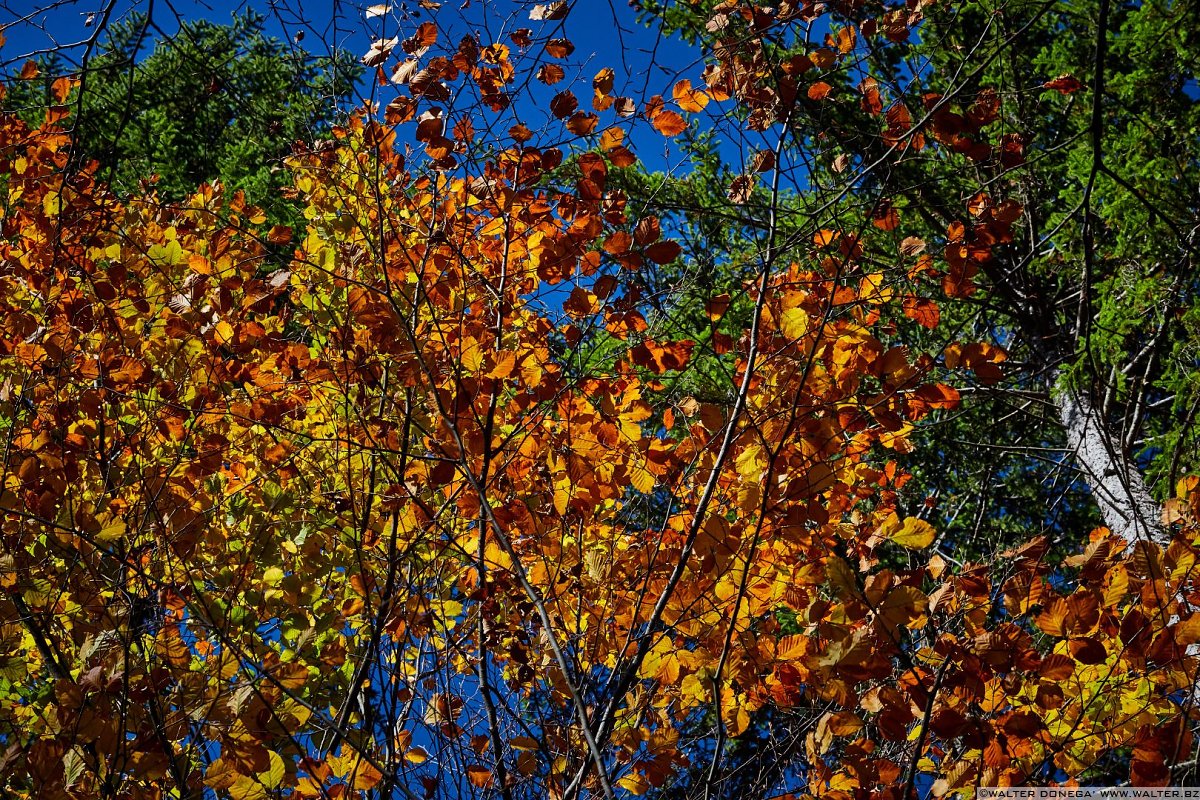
left=5, top=10, right=361, bottom=220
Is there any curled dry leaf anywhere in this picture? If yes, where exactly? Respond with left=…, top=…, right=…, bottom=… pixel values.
left=728, top=174, right=755, bottom=204
left=362, top=37, right=398, bottom=66
left=390, top=58, right=419, bottom=85
left=530, top=1, right=568, bottom=20
left=751, top=149, right=776, bottom=172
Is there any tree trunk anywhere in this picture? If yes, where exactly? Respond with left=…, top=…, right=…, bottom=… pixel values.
left=1055, top=373, right=1166, bottom=546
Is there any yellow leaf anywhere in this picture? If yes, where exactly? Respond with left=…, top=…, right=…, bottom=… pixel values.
left=461, top=338, right=484, bottom=373
left=95, top=519, right=126, bottom=544
left=228, top=776, right=267, bottom=800
left=405, top=746, right=430, bottom=764
left=890, top=517, right=936, bottom=549
left=148, top=239, right=184, bottom=267
left=479, top=216, right=506, bottom=237
left=780, top=306, right=811, bottom=340
left=735, top=443, right=765, bottom=481
left=42, top=190, right=62, bottom=218
left=258, top=750, right=285, bottom=790
left=489, top=351, right=517, bottom=379
left=214, top=320, right=236, bottom=346
left=628, top=464, right=655, bottom=494
left=722, top=693, right=751, bottom=737
left=679, top=672, right=710, bottom=705
left=352, top=760, right=383, bottom=790
left=618, top=771, right=650, bottom=795
left=552, top=471, right=572, bottom=516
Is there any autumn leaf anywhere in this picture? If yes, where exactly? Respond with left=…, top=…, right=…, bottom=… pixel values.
left=362, top=37, right=398, bottom=66
left=1043, top=74, right=1083, bottom=94
left=600, top=127, right=624, bottom=151
left=2, top=15, right=1197, bottom=800
left=651, top=109, right=688, bottom=136
left=808, top=82, right=832, bottom=100
left=889, top=517, right=937, bottom=549
left=466, top=766, right=494, bottom=788
left=673, top=79, right=710, bottom=112
left=728, top=175, right=754, bottom=204
left=530, top=1, right=568, bottom=20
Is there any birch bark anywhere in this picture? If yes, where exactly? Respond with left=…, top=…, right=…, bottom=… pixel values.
left=1055, top=372, right=1166, bottom=546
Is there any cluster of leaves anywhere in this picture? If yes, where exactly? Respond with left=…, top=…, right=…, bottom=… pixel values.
left=635, top=0, right=1200, bottom=558
left=0, top=1, right=1198, bottom=799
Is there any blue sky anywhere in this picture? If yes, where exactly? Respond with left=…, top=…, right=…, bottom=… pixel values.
left=0, top=0, right=724, bottom=177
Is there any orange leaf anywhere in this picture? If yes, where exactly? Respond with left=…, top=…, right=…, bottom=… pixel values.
left=672, top=79, right=710, bottom=113
left=1043, top=74, right=1083, bottom=95
left=600, top=127, right=625, bottom=152
left=353, top=761, right=383, bottom=790
left=808, top=82, right=832, bottom=101
left=467, top=766, right=494, bottom=788
left=651, top=110, right=687, bottom=137
left=593, top=67, right=615, bottom=95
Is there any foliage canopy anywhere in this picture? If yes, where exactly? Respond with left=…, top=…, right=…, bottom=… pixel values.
left=0, top=1, right=1198, bottom=798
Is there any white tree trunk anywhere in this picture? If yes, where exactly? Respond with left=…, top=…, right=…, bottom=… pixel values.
left=1056, top=373, right=1166, bottom=546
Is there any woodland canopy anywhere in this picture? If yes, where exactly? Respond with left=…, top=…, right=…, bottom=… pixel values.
left=0, top=0, right=1198, bottom=798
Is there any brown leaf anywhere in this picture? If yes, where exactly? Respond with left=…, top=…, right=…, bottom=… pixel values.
left=404, top=22, right=438, bottom=55
left=545, top=38, right=574, bottom=58
left=644, top=241, right=681, bottom=264
left=728, top=175, right=754, bottom=204
left=538, top=64, right=565, bottom=85
left=550, top=90, right=578, bottom=118
left=750, top=149, right=776, bottom=173
left=566, top=112, right=598, bottom=135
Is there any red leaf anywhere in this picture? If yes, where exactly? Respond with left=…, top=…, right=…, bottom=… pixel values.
left=645, top=241, right=681, bottom=264
left=1043, top=74, right=1083, bottom=95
